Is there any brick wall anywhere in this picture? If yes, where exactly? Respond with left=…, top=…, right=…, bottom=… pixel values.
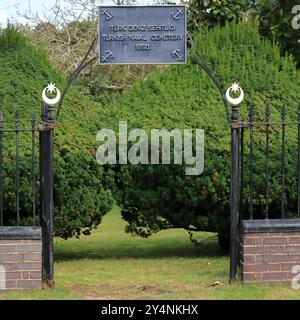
left=0, top=227, right=42, bottom=291
left=240, top=220, right=300, bottom=286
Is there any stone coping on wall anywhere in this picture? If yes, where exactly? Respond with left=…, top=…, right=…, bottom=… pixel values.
left=241, top=219, right=300, bottom=234
left=0, top=226, right=42, bottom=240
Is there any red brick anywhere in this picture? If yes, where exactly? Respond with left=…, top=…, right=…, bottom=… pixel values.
left=284, top=232, right=300, bottom=237
left=280, top=280, right=293, bottom=286
left=263, top=254, right=290, bottom=263
left=5, top=272, right=22, bottom=280
left=268, top=246, right=282, bottom=254
left=0, top=254, right=24, bottom=262
left=256, top=238, right=263, bottom=246
left=4, top=280, right=17, bottom=289
left=288, top=237, right=300, bottom=245
left=263, top=237, right=287, bottom=246
left=0, top=240, right=19, bottom=244
left=255, top=273, right=263, bottom=281
left=242, top=263, right=268, bottom=273
left=285, top=254, right=300, bottom=262
left=24, top=252, right=42, bottom=261
left=268, top=264, right=281, bottom=272
left=262, top=272, right=287, bottom=281
left=262, top=280, right=282, bottom=286
left=281, top=263, right=300, bottom=272
left=27, top=240, right=41, bottom=245
left=242, top=255, right=256, bottom=263
left=1, top=263, right=17, bottom=271
left=243, top=238, right=256, bottom=246
left=30, top=272, right=42, bottom=280
left=16, top=244, right=42, bottom=253
left=280, top=246, right=300, bottom=254
left=256, top=255, right=264, bottom=263
left=242, top=273, right=256, bottom=282
left=287, top=272, right=299, bottom=280
left=243, top=246, right=268, bottom=254
left=0, top=246, right=16, bottom=253
left=243, top=272, right=265, bottom=282
left=16, top=280, right=41, bottom=289
left=15, top=263, right=41, bottom=271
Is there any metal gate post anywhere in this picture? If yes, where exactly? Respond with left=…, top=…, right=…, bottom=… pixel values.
left=40, top=102, right=55, bottom=288
left=229, top=101, right=240, bottom=282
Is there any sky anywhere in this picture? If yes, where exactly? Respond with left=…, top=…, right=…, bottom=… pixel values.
left=0, top=0, right=46, bottom=24
left=0, top=0, right=174, bottom=26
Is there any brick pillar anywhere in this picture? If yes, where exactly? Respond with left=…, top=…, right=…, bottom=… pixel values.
left=0, top=227, right=42, bottom=291
left=240, top=219, right=300, bottom=286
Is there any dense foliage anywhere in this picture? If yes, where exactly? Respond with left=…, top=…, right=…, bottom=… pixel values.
left=187, top=0, right=251, bottom=31
left=187, top=1, right=300, bottom=66
left=255, top=0, right=300, bottom=66
left=0, top=26, right=114, bottom=238
left=100, top=21, right=300, bottom=250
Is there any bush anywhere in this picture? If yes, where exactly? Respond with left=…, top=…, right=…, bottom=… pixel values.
left=256, top=0, right=300, bottom=67
left=188, top=0, right=249, bottom=31
left=100, top=21, right=300, bottom=250
left=0, top=27, right=114, bottom=237
left=54, top=150, right=114, bottom=239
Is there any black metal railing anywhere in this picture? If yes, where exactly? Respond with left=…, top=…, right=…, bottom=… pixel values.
left=0, top=110, right=42, bottom=227
left=0, top=104, right=55, bottom=285
left=239, top=103, right=300, bottom=220
left=230, top=102, right=300, bottom=281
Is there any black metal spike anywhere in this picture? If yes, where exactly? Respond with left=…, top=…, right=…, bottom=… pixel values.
left=0, top=111, right=3, bottom=129
left=298, top=103, right=300, bottom=218
left=281, top=103, right=286, bottom=219
left=31, top=109, right=36, bottom=225
left=265, top=103, right=271, bottom=120
left=15, top=109, right=20, bottom=226
left=0, top=110, right=2, bottom=226
left=265, top=103, right=270, bottom=219
left=249, top=102, right=254, bottom=123
left=31, top=110, right=36, bottom=122
left=249, top=102, right=254, bottom=219
left=14, top=110, right=19, bottom=129
left=281, top=104, right=286, bottom=120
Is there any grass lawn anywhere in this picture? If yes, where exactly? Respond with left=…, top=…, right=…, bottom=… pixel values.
left=0, top=207, right=300, bottom=300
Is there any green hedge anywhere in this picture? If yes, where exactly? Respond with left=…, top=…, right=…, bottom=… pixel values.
left=100, top=21, right=300, bottom=249
left=0, top=26, right=114, bottom=238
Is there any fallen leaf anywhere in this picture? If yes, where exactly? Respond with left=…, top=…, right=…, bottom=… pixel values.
left=211, top=281, right=222, bottom=287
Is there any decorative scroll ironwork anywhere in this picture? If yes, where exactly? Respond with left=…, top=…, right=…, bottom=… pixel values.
left=187, top=33, right=230, bottom=123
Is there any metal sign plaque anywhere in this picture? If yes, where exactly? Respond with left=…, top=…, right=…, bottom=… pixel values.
left=99, top=5, right=187, bottom=65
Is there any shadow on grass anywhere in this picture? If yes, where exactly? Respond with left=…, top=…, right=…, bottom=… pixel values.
left=54, top=208, right=226, bottom=262
left=54, top=238, right=225, bottom=262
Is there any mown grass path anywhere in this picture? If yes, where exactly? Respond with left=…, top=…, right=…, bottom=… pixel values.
left=1, top=207, right=300, bottom=299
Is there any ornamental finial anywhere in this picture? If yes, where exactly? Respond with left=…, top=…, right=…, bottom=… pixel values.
left=226, top=83, right=244, bottom=106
